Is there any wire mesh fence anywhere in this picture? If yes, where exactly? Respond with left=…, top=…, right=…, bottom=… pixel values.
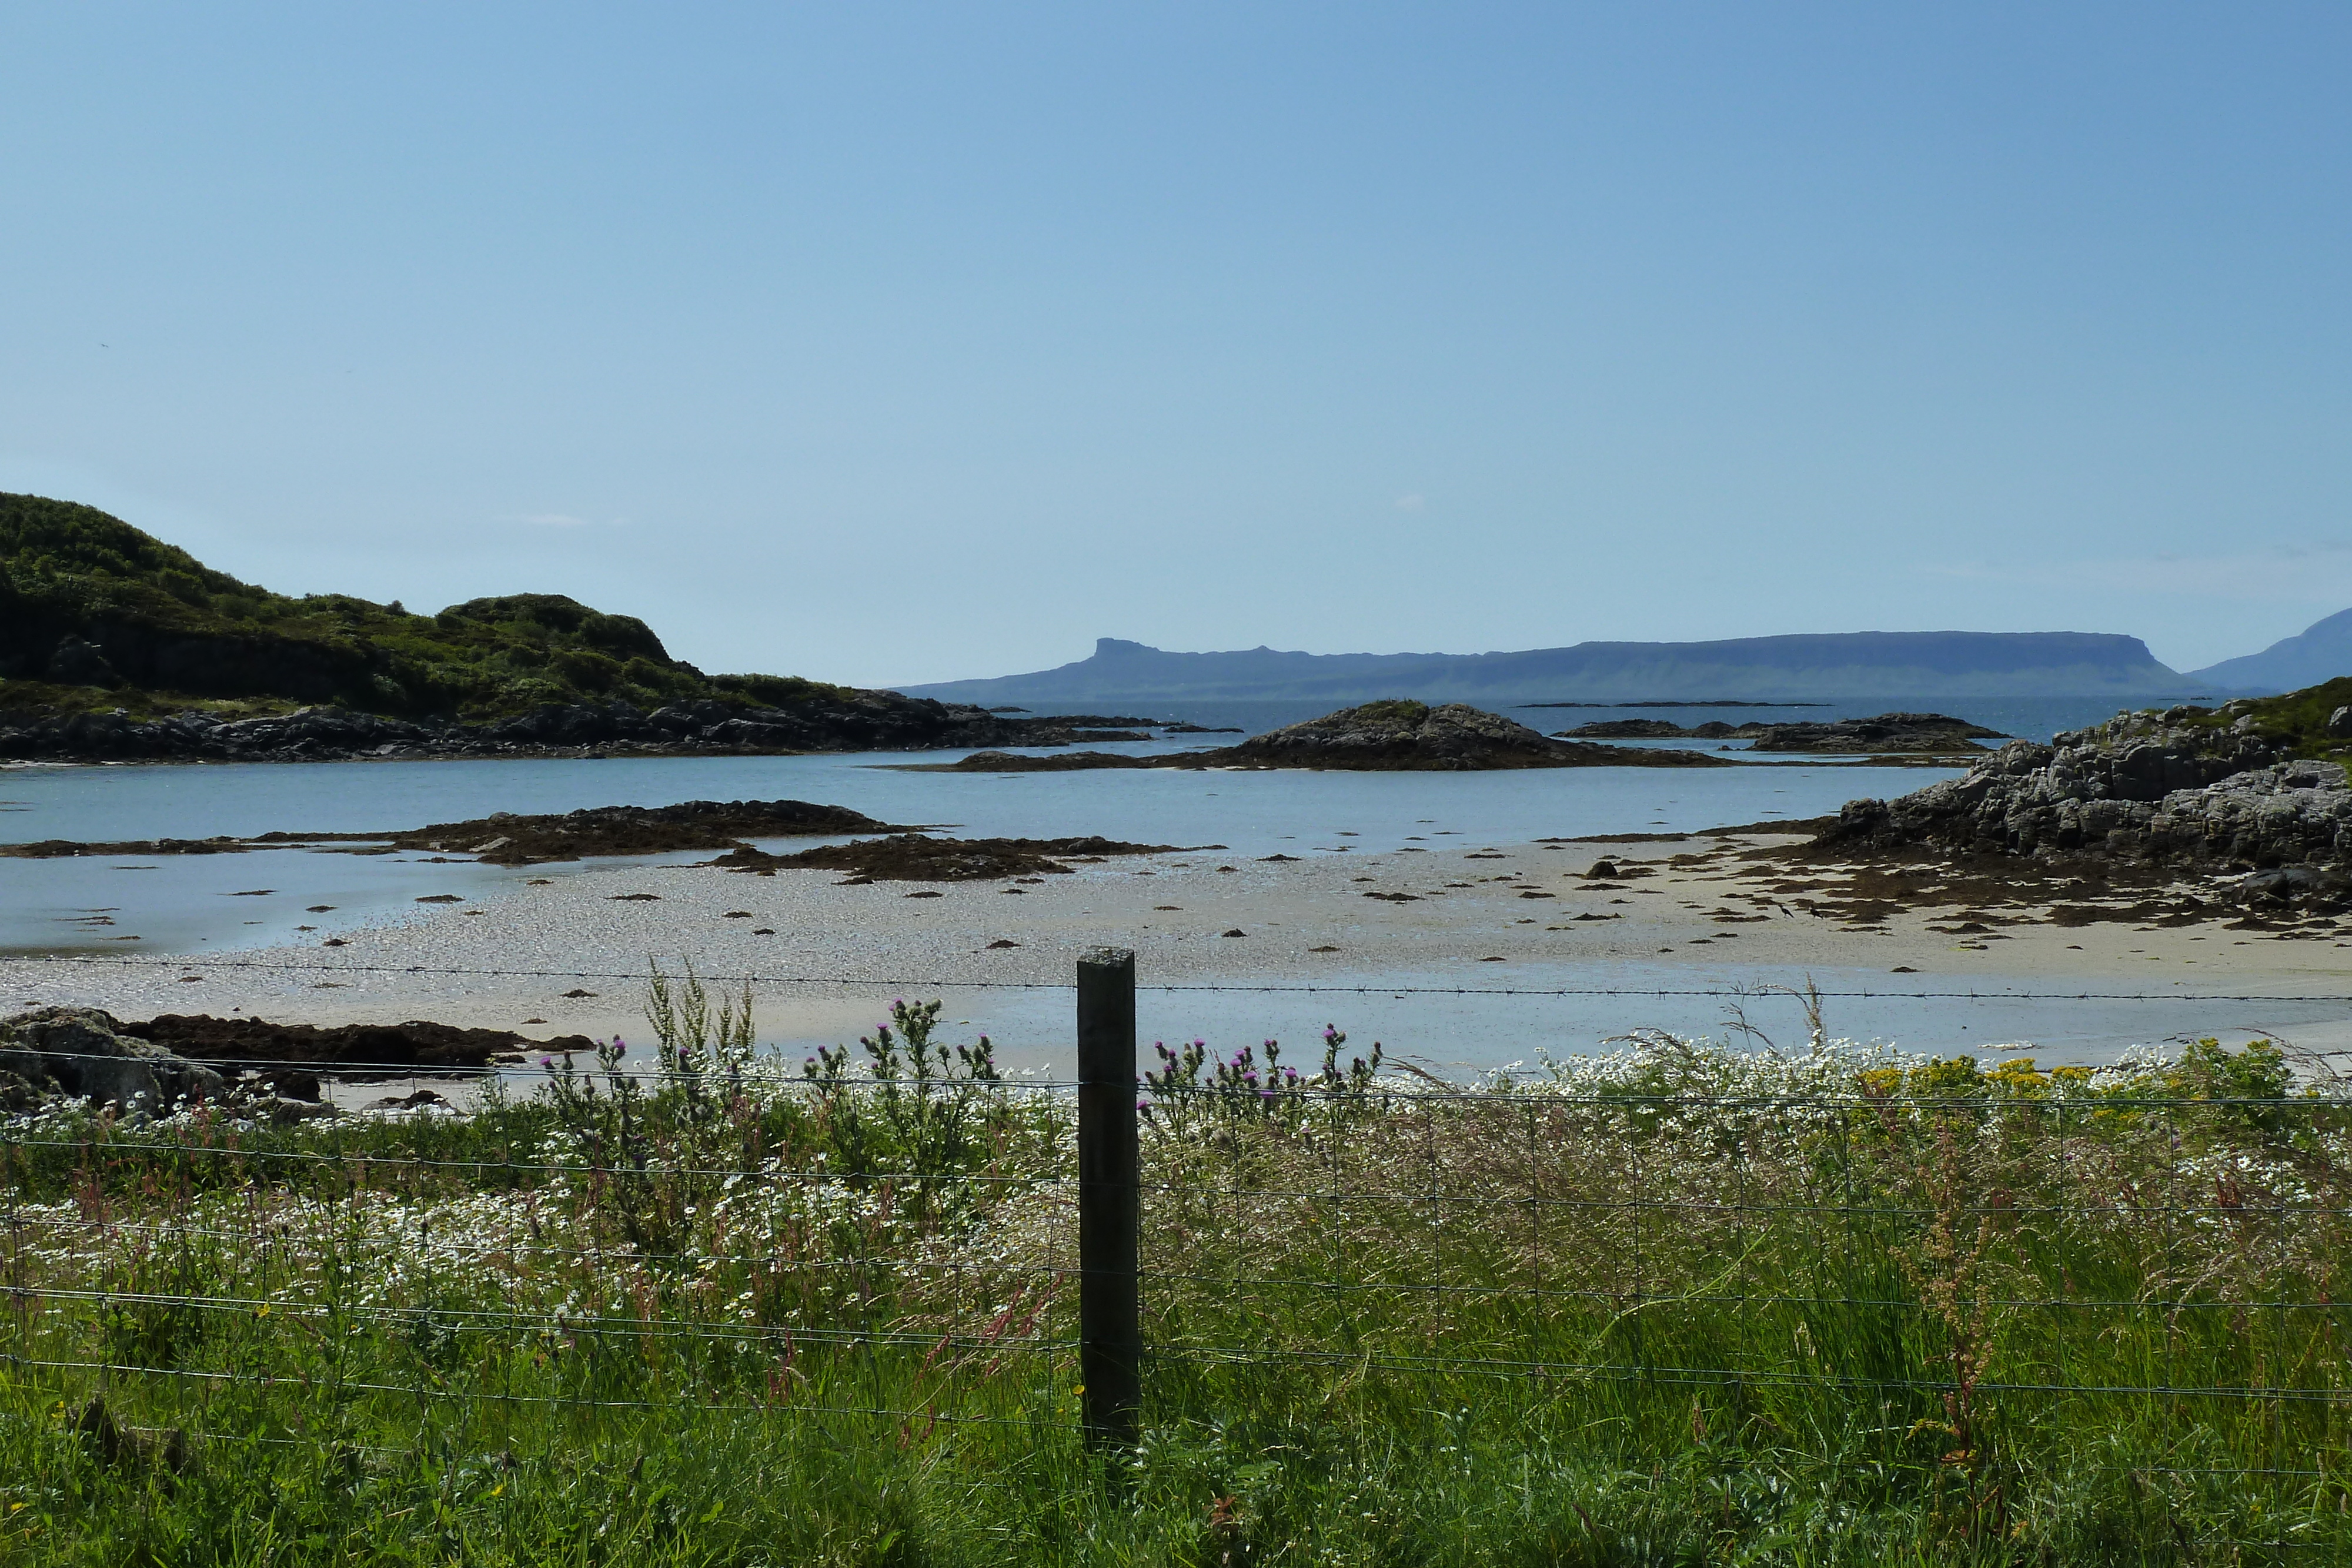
left=5, top=960, right=2352, bottom=1557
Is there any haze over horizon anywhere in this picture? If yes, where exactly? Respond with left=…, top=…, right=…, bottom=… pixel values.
left=5, top=4, right=2349, bottom=689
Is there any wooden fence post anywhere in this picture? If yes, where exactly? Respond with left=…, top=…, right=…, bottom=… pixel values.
left=1077, top=947, right=1141, bottom=1450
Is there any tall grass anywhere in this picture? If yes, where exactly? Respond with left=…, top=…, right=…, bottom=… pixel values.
left=4, top=987, right=2348, bottom=1564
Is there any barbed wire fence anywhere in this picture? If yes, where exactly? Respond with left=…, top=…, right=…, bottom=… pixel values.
left=4, top=948, right=2351, bottom=1553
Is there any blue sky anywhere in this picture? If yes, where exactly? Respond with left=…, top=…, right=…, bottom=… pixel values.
left=3, top=4, right=2347, bottom=686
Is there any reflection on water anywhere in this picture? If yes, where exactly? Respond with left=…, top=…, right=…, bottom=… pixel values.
left=0, top=745, right=1952, bottom=954
left=0, top=686, right=2187, bottom=1019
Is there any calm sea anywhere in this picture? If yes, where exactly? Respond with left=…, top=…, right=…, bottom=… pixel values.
left=0, top=691, right=2179, bottom=957
left=9, top=692, right=2310, bottom=1068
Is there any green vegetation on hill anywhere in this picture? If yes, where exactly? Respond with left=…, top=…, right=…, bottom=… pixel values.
left=0, top=493, right=850, bottom=721
left=2177, top=677, right=2352, bottom=761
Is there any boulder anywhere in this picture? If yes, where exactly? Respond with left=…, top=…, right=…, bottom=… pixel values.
left=0, top=1007, right=226, bottom=1111
left=1820, top=706, right=2352, bottom=872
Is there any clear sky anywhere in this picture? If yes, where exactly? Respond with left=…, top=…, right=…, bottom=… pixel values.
left=4, top=4, right=2347, bottom=686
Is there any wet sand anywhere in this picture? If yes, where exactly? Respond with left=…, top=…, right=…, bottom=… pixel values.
left=7, top=830, right=2350, bottom=1074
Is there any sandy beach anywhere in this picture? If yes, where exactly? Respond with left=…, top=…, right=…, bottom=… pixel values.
left=8, top=828, right=2350, bottom=1074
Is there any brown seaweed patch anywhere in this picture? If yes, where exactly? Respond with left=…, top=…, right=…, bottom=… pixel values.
left=711, top=834, right=1175, bottom=882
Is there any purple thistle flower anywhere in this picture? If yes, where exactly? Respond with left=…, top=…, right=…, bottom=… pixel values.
left=539, top=1057, right=554, bottom=1069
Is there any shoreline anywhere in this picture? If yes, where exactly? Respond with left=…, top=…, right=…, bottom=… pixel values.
left=9, top=828, right=2349, bottom=1075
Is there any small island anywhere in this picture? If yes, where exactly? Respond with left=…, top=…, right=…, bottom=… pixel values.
left=947, top=699, right=1730, bottom=772
left=1558, top=711, right=2006, bottom=754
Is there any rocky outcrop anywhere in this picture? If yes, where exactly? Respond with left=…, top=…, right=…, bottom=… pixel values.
left=1822, top=704, right=2352, bottom=871
left=0, top=697, right=1156, bottom=764
left=0, top=1007, right=614, bottom=1118
left=360, top=798, right=903, bottom=864
left=0, top=1007, right=229, bottom=1114
left=948, top=750, right=1156, bottom=772
left=953, top=701, right=1728, bottom=773
left=715, top=833, right=1179, bottom=881
left=1745, top=713, right=2006, bottom=754
left=122, top=1014, right=594, bottom=1075
left=5, top=798, right=911, bottom=864
left=1222, top=701, right=1720, bottom=770
left=1558, top=711, right=2003, bottom=751
left=1561, top=718, right=1705, bottom=739
left=1237, top=701, right=1736, bottom=770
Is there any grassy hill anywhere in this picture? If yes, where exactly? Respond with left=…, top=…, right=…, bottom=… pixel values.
left=0, top=493, right=853, bottom=721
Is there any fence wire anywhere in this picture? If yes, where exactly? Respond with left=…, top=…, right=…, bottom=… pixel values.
left=9, top=948, right=2352, bottom=1002
left=5, top=1022, right=2352, bottom=1554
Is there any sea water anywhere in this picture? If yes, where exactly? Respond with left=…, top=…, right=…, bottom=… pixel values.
left=6, top=691, right=2314, bottom=1068
left=0, top=739, right=1923, bottom=953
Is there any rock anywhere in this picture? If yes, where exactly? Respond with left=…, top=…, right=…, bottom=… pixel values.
left=0, top=1007, right=226, bottom=1111
left=14, top=798, right=917, bottom=867
left=0, top=688, right=1170, bottom=765
left=946, top=703, right=1731, bottom=772
left=1560, top=719, right=1689, bottom=738
left=122, top=1013, right=596, bottom=1075
left=1818, top=704, right=2352, bottom=877
left=949, top=750, right=1154, bottom=772
left=2238, top=863, right=2347, bottom=901
left=1228, top=701, right=1728, bottom=770
left=1745, top=713, right=2006, bottom=754
left=2329, top=706, right=2352, bottom=739
left=367, top=1088, right=451, bottom=1112
left=716, top=833, right=1175, bottom=881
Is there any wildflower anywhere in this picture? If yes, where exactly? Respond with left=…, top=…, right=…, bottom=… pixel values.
left=539, top=1057, right=554, bottom=1069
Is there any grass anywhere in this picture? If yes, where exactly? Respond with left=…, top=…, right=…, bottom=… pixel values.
left=2129, top=677, right=2352, bottom=778
left=4, top=990, right=2350, bottom=1565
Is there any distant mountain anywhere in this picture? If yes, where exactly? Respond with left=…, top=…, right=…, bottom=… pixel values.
left=901, top=633, right=2202, bottom=707
left=2189, top=609, right=2352, bottom=694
